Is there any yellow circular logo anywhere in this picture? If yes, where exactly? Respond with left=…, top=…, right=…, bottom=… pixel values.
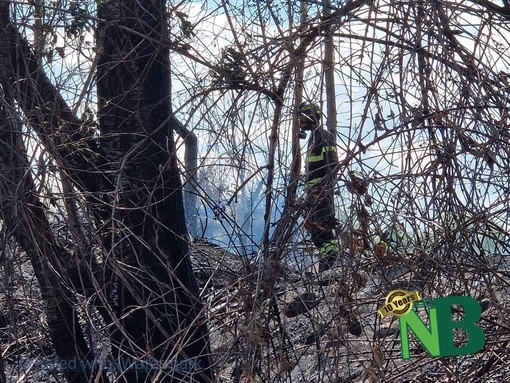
left=378, top=290, right=421, bottom=318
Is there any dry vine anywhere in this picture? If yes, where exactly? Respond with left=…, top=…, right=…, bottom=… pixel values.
left=0, top=1, right=509, bottom=382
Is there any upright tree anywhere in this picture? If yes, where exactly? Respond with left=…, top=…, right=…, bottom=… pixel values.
left=0, top=0, right=213, bottom=382
left=96, top=1, right=212, bottom=381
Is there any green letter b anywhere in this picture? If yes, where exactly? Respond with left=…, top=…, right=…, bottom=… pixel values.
left=435, top=296, right=486, bottom=357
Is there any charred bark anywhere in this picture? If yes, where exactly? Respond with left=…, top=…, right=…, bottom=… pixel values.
left=96, top=1, right=213, bottom=382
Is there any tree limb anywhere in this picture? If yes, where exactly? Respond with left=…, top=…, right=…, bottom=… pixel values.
left=2, top=17, right=110, bottom=196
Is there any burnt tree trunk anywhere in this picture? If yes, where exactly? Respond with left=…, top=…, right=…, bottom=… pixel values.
left=0, top=0, right=213, bottom=381
left=96, top=1, right=213, bottom=382
left=0, top=7, right=103, bottom=379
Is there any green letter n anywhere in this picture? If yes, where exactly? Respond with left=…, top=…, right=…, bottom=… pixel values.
left=399, top=302, right=440, bottom=360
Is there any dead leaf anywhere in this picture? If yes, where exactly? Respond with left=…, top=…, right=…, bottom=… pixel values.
left=366, top=366, right=379, bottom=382
left=373, top=345, right=385, bottom=369
left=485, top=149, right=498, bottom=169
left=374, top=241, right=388, bottom=258
left=55, top=46, right=65, bottom=58
left=278, top=356, right=294, bottom=373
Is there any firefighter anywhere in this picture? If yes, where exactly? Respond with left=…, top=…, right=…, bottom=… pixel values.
left=297, top=102, right=340, bottom=272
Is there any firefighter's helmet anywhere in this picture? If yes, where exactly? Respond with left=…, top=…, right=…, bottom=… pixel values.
left=297, top=102, right=321, bottom=123
left=297, top=103, right=321, bottom=138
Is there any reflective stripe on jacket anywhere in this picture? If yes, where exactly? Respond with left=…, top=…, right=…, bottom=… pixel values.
left=320, top=239, right=340, bottom=256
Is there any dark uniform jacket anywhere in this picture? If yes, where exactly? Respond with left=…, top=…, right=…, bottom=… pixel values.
left=303, top=127, right=339, bottom=256
left=305, top=127, right=338, bottom=189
